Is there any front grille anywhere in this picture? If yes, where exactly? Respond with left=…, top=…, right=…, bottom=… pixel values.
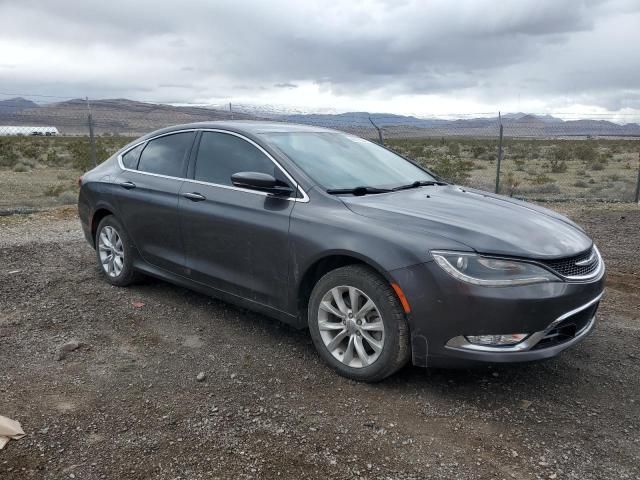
left=532, top=301, right=599, bottom=350
left=540, top=247, right=600, bottom=279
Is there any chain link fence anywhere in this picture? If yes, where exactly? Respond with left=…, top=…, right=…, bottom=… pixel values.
left=1, top=95, right=639, bottom=203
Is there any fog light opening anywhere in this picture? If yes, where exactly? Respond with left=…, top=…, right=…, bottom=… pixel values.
left=465, top=333, right=529, bottom=346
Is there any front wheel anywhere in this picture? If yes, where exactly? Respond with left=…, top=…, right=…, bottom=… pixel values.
left=308, top=265, right=410, bottom=382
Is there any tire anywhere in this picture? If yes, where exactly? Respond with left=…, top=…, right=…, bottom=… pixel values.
left=95, top=215, right=141, bottom=287
left=308, top=265, right=411, bottom=382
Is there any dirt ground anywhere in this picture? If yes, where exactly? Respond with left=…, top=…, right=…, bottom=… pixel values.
left=0, top=203, right=639, bottom=479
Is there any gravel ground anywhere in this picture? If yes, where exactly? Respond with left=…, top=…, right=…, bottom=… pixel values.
left=1, top=203, right=639, bottom=480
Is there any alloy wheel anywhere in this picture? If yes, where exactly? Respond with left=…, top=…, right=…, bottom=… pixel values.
left=317, top=286, right=385, bottom=368
left=98, top=226, right=124, bottom=278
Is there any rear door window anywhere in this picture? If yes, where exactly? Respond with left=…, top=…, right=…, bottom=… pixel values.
left=121, top=143, right=144, bottom=169
left=138, top=132, right=194, bottom=177
left=194, top=131, right=276, bottom=186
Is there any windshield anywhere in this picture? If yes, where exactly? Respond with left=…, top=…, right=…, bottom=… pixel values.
left=261, top=132, right=436, bottom=190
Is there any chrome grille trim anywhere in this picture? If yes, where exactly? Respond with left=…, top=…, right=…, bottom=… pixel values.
left=539, top=246, right=603, bottom=281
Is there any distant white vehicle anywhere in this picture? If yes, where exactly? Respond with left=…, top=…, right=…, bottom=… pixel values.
left=0, top=126, right=59, bottom=136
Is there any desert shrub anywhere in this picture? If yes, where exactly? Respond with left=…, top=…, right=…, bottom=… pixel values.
left=57, top=191, right=78, bottom=205
left=573, top=180, right=588, bottom=188
left=44, top=184, right=67, bottom=197
left=535, top=183, right=561, bottom=194
left=550, top=159, right=567, bottom=173
left=12, top=162, right=30, bottom=172
left=501, top=171, right=521, bottom=197
left=429, top=155, right=473, bottom=184
left=470, top=144, right=487, bottom=158
left=447, top=142, right=460, bottom=157
left=529, top=172, right=555, bottom=185
left=574, top=143, right=598, bottom=164
left=46, top=150, right=65, bottom=166
left=0, top=147, right=19, bottom=167
left=514, top=158, right=526, bottom=171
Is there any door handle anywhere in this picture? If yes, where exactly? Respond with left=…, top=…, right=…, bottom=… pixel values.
left=183, top=192, right=206, bottom=202
left=119, top=181, right=136, bottom=190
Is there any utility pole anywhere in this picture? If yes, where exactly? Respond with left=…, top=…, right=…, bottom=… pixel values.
left=229, top=102, right=233, bottom=120
left=634, top=151, right=640, bottom=203
left=368, top=115, right=384, bottom=145
left=86, top=97, right=97, bottom=168
left=495, top=112, right=503, bottom=194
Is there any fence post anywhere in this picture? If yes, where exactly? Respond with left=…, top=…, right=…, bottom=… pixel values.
left=368, top=116, right=384, bottom=145
left=634, top=151, right=640, bottom=203
left=495, top=112, right=503, bottom=194
left=229, top=102, right=234, bottom=120
left=86, top=97, right=97, bottom=168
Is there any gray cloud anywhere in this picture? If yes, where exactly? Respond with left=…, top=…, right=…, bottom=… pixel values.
left=0, top=0, right=638, bottom=114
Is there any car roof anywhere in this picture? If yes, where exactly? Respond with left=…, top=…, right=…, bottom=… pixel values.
left=159, top=120, right=340, bottom=136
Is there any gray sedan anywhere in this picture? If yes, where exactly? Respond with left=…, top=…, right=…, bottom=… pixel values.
left=78, top=121, right=605, bottom=381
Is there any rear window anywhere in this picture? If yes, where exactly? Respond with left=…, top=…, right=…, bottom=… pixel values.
left=137, top=132, right=194, bottom=177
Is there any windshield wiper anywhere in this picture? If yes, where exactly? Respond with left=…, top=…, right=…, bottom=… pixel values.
left=391, top=180, right=447, bottom=191
left=326, top=186, right=392, bottom=196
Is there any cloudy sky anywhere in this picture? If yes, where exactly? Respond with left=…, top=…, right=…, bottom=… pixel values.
left=1, top=0, right=639, bottom=119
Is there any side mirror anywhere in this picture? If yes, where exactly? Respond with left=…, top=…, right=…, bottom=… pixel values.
left=231, top=171, right=294, bottom=197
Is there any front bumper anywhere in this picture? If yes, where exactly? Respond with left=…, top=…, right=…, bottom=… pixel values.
left=390, top=261, right=605, bottom=368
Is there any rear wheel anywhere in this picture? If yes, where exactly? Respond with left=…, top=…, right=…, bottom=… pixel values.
left=95, top=215, right=140, bottom=287
left=308, top=265, right=410, bottom=382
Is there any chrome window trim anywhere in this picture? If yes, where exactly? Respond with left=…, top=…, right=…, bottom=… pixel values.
left=116, top=128, right=309, bottom=203
left=445, top=292, right=603, bottom=353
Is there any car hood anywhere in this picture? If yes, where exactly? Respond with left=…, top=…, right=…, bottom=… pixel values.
left=341, top=185, right=592, bottom=259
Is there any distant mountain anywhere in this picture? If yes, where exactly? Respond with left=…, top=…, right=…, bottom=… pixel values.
left=1, top=97, right=639, bottom=137
left=0, top=97, right=39, bottom=114
left=0, top=98, right=260, bottom=135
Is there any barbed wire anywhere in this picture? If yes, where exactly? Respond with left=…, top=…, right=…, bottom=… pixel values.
left=1, top=93, right=639, bottom=202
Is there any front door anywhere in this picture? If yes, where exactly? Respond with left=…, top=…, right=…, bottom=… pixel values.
left=179, top=130, right=296, bottom=311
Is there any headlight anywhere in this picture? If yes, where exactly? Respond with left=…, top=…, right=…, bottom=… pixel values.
left=431, top=251, right=559, bottom=286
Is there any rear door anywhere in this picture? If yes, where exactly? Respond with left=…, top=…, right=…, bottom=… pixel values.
left=115, top=131, right=196, bottom=274
left=179, top=130, right=296, bottom=310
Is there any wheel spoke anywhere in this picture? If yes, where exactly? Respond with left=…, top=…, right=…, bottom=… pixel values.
left=331, top=287, right=349, bottom=315
left=326, top=329, right=349, bottom=352
left=348, top=287, right=359, bottom=311
left=360, top=320, right=384, bottom=332
left=361, top=331, right=383, bottom=353
left=318, top=320, right=344, bottom=331
left=356, top=299, right=375, bottom=318
left=320, top=300, right=343, bottom=319
left=354, top=336, right=369, bottom=366
left=342, top=336, right=355, bottom=365
left=102, top=253, right=112, bottom=265
left=100, top=232, right=113, bottom=250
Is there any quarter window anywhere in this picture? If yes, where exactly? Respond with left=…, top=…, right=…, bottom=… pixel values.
left=194, top=132, right=276, bottom=186
left=121, top=143, right=144, bottom=169
left=137, top=132, right=194, bottom=177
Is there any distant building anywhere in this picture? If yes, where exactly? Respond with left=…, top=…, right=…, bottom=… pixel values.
left=0, top=126, right=59, bottom=136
